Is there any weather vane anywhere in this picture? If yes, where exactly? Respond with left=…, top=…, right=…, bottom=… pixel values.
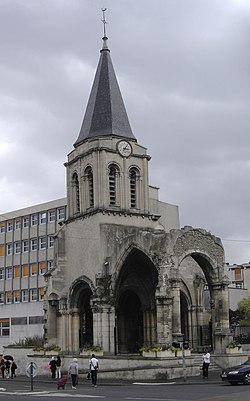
left=101, top=8, right=107, bottom=37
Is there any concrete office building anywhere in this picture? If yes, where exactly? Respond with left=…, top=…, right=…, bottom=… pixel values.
left=0, top=199, right=66, bottom=350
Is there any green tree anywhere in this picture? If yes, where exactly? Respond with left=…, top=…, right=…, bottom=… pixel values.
left=238, top=296, right=250, bottom=323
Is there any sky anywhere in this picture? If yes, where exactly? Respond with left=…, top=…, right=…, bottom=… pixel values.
left=0, top=0, right=250, bottom=264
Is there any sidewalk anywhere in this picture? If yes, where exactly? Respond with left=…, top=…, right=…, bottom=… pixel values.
left=4, top=370, right=222, bottom=386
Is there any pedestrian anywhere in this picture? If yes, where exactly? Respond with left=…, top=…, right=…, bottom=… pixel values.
left=68, top=358, right=78, bottom=389
left=89, top=353, right=99, bottom=387
left=56, top=355, right=61, bottom=379
left=0, top=359, right=5, bottom=379
left=4, top=359, right=10, bottom=379
left=11, top=360, right=17, bottom=379
left=202, top=349, right=211, bottom=379
left=49, top=356, right=57, bottom=379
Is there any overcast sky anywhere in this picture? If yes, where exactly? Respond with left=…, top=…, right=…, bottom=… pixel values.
left=0, top=0, right=249, bottom=264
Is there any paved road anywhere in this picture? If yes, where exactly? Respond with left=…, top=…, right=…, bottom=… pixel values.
left=0, top=373, right=250, bottom=401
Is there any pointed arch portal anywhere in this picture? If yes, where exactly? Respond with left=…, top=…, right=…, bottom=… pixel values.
left=115, top=249, right=158, bottom=354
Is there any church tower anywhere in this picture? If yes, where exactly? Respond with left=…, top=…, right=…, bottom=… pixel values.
left=45, top=13, right=229, bottom=359
left=66, top=33, right=151, bottom=220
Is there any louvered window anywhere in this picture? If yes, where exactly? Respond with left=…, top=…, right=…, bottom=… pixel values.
left=130, top=169, right=137, bottom=208
left=109, top=165, right=117, bottom=205
left=85, top=167, right=94, bottom=208
left=73, top=172, right=80, bottom=214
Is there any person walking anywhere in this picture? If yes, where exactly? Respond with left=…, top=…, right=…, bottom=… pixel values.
left=0, top=359, right=5, bottom=379
left=68, top=358, right=78, bottom=389
left=56, top=355, right=61, bottom=379
left=49, top=357, right=57, bottom=379
left=4, top=360, right=10, bottom=379
left=11, top=360, right=17, bottom=379
left=202, top=349, right=211, bottom=379
left=90, top=353, right=99, bottom=387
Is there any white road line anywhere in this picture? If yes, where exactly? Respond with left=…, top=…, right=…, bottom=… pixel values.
left=0, top=391, right=105, bottom=398
left=133, top=382, right=176, bottom=385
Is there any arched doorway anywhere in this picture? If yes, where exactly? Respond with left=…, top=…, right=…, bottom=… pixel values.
left=78, top=288, right=93, bottom=348
left=117, top=290, right=143, bottom=353
left=70, top=279, right=94, bottom=350
left=115, top=249, right=158, bottom=354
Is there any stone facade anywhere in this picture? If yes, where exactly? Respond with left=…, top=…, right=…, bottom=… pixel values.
left=44, top=35, right=231, bottom=356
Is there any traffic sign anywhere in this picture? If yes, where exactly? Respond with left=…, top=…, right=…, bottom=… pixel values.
left=26, top=362, right=38, bottom=378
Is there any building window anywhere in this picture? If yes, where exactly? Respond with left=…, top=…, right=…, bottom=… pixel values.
left=49, top=236, right=54, bottom=248
left=39, top=262, right=46, bottom=275
left=47, top=260, right=53, bottom=270
left=0, top=223, right=5, bottom=233
left=0, top=319, right=10, bottom=336
left=31, top=263, right=37, bottom=276
left=23, top=216, right=29, bottom=228
left=22, top=240, right=29, bottom=253
left=22, top=264, right=29, bottom=277
left=72, top=172, right=80, bottom=214
left=39, top=288, right=45, bottom=301
left=15, top=242, right=21, bottom=254
left=30, top=289, right=37, bottom=302
left=109, top=164, right=119, bottom=206
left=15, top=219, right=21, bottom=230
left=22, top=290, right=29, bottom=302
left=6, top=267, right=12, bottom=280
left=0, top=269, right=4, bottom=280
left=31, top=214, right=38, bottom=226
left=129, top=168, right=139, bottom=208
left=14, top=265, right=21, bottom=278
left=85, top=166, right=94, bottom=208
left=6, top=244, right=12, bottom=256
left=14, top=290, right=20, bottom=303
left=58, top=207, right=65, bottom=221
left=7, top=221, right=13, bottom=232
left=6, top=291, right=12, bottom=304
left=0, top=293, right=4, bottom=303
left=49, top=210, right=56, bottom=222
left=31, top=238, right=38, bottom=251
left=39, top=237, right=46, bottom=250
left=40, top=212, right=47, bottom=224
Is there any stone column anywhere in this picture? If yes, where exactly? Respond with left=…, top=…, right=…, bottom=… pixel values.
left=92, top=300, right=116, bottom=354
left=211, top=281, right=231, bottom=353
left=169, top=279, right=182, bottom=339
left=155, top=295, right=173, bottom=346
left=71, top=308, right=80, bottom=353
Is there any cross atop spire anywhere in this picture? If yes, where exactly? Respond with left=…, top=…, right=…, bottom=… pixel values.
left=101, top=8, right=108, bottom=38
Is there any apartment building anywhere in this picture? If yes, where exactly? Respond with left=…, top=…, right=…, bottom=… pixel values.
left=227, top=263, right=250, bottom=310
left=0, top=198, right=66, bottom=351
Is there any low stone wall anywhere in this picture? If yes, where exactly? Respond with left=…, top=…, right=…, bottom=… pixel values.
left=2, top=348, right=200, bottom=381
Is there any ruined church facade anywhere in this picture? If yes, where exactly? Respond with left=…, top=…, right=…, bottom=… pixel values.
left=44, top=35, right=231, bottom=355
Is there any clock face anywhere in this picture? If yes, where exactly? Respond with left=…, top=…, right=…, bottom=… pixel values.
left=117, top=140, right=132, bottom=157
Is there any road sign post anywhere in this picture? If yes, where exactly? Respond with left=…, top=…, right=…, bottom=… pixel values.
left=26, top=362, right=38, bottom=391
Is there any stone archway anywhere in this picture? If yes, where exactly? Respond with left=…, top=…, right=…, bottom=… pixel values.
left=170, top=226, right=231, bottom=353
left=115, top=248, right=158, bottom=353
left=68, top=278, right=94, bottom=352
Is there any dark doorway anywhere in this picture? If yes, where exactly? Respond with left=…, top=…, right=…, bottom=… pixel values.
left=180, top=291, right=189, bottom=341
left=78, top=288, right=93, bottom=348
left=117, top=290, right=143, bottom=353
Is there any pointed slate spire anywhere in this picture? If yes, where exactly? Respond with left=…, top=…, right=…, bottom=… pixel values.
left=74, top=35, right=136, bottom=147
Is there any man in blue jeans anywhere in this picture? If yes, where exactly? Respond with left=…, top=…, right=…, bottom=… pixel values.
left=89, top=354, right=99, bottom=387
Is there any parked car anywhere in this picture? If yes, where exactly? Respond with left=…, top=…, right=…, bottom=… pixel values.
left=221, top=360, right=250, bottom=384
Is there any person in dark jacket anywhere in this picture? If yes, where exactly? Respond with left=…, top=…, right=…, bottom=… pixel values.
left=11, top=360, right=17, bottom=379
left=4, top=360, right=10, bottom=379
left=49, top=357, right=57, bottom=379
left=0, top=359, right=5, bottom=379
left=56, top=355, right=61, bottom=379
